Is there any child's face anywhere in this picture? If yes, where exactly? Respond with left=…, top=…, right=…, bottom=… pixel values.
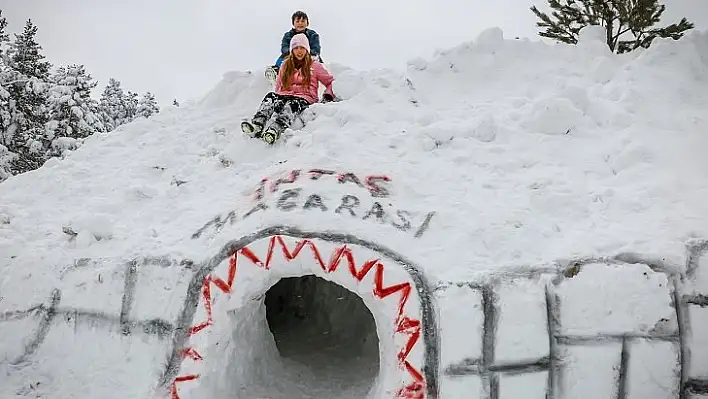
left=292, top=47, right=307, bottom=60
left=293, top=17, right=308, bottom=31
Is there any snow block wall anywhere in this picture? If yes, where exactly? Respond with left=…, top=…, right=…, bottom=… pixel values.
left=435, top=240, right=708, bottom=398
left=2, top=236, right=707, bottom=398
left=0, top=256, right=186, bottom=398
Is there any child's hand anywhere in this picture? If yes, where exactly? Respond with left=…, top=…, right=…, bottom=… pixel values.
left=322, top=93, right=335, bottom=103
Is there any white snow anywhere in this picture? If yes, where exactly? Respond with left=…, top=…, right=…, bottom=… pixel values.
left=1, top=26, right=708, bottom=398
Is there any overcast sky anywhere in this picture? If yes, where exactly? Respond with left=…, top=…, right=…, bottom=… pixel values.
left=2, top=0, right=706, bottom=105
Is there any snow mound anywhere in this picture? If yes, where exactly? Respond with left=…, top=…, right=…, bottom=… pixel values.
left=1, top=28, right=708, bottom=399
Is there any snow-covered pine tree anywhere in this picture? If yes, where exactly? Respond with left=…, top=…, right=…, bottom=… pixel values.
left=136, top=92, right=159, bottom=118
left=98, top=78, right=128, bottom=131
left=0, top=10, right=15, bottom=181
left=45, top=64, right=105, bottom=156
left=125, top=90, right=139, bottom=122
left=6, top=19, right=51, bottom=79
left=172, top=98, right=179, bottom=107
left=0, top=66, right=21, bottom=181
left=530, top=0, right=694, bottom=53
left=1, top=18, right=51, bottom=177
left=0, top=10, right=8, bottom=59
left=98, top=80, right=148, bottom=131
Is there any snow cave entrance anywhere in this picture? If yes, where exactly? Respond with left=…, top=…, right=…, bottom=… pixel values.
left=262, top=275, right=381, bottom=397
left=175, top=235, right=429, bottom=399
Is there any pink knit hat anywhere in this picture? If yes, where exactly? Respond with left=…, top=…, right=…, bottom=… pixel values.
left=289, top=33, right=310, bottom=53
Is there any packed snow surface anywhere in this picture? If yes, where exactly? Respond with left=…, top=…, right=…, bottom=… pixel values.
left=1, top=26, right=708, bottom=398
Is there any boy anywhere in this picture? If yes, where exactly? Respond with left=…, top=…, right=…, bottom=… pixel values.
left=276, top=11, right=322, bottom=68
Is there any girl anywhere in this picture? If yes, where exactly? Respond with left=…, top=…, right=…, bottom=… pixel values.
left=242, top=33, right=336, bottom=144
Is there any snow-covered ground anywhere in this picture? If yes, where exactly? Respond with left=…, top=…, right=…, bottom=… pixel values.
left=1, top=26, right=708, bottom=398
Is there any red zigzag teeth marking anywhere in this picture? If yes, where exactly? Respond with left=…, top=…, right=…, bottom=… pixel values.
left=397, top=377, right=426, bottom=399
left=171, top=375, right=199, bottom=399
left=181, top=348, right=203, bottom=361
left=189, top=253, right=239, bottom=335
left=175, top=236, right=426, bottom=399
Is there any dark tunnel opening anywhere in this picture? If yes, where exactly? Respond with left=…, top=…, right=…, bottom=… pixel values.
left=263, top=275, right=380, bottom=398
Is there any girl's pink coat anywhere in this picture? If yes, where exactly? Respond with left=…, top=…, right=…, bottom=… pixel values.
left=275, top=60, right=335, bottom=104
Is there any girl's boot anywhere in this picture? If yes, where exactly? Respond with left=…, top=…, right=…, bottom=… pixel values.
left=261, top=126, right=281, bottom=145
left=241, top=117, right=265, bottom=138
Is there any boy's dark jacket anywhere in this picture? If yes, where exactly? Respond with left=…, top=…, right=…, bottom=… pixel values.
left=280, top=28, right=321, bottom=57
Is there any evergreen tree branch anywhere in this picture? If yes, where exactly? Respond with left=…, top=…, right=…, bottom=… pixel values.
left=531, top=0, right=694, bottom=54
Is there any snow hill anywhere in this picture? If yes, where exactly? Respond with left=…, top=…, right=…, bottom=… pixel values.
left=1, top=26, right=708, bottom=399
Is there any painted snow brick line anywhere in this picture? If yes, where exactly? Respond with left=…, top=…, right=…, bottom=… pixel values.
left=0, top=256, right=190, bottom=365
left=435, top=238, right=708, bottom=399
left=686, top=239, right=708, bottom=398
left=163, top=227, right=437, bottom=399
